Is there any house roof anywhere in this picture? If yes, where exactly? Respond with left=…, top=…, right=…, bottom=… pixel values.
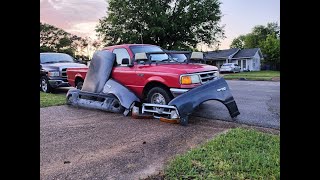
left=232, top=48, right=261, bottom=59
left=205, top=48, right=240, bottom=59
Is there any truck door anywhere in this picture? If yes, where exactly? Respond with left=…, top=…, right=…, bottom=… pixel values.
left=111, top=48, right=139, bottom=94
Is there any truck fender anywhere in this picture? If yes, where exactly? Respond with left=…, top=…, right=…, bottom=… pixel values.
left=102, top=79, right=140, bottom=109
left=168, top=77, right=240, bottom=125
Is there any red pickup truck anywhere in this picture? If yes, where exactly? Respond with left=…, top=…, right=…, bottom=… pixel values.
left=67, top=44, right=219, bottom=104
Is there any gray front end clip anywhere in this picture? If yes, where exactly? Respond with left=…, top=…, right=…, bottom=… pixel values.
left=142, top=77, right=240, bottom=126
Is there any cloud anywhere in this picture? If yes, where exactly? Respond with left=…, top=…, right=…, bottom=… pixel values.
left=40, top=0, right=107, bottom=38
left=66, top=22, right=99, bottom=40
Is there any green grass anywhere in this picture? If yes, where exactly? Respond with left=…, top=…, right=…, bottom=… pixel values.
left=164, top=128, right=280, bottom=179
left=40, top=92, right=66, bottom=108
left=223, top=70, right=280, bottom=81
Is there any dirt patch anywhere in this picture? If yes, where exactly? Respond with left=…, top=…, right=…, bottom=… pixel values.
left=271, top=77, right=280, bottom=81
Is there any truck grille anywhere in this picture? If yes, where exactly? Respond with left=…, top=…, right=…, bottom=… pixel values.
left=61, top=68, right=67, bottom=78
left=196, top=71, right=218, bottom=84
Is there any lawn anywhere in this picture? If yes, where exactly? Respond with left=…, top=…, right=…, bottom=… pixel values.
left=223, top=70, right=280, bottom=81
left=40, top=92, right=66, bottom=108
left=164, top=128, right=280, bottom=179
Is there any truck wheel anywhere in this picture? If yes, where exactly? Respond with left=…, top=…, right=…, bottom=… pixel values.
left=76, top=81, right=83, bottom=90
left=40, top=76, right=52, bottom=93
left=66, top=94, right=73, bottom=105
left=110, top=97, right=125, bottom=113
left=147, top=87, right=173, bottom=105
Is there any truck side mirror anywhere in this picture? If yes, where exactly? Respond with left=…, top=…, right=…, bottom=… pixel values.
left=122, top=58, right=134, bottom=67
left=122, top=58, right=129, bottom=64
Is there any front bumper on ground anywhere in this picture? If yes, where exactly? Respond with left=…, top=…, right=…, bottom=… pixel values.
left=142, top=77, right=240, bottom=126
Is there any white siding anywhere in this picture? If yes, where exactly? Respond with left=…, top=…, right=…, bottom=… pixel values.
left=252, top=51, right=261, bottom=71
left=247, top=59, right=253, bottom=70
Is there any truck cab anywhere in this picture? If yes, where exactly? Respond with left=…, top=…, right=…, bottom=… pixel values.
left=67, top=44, right=219, bottom=104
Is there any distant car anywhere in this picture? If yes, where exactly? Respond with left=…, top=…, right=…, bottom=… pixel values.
left=219, top=63, right=241, bottom=73
left=40, top=52, right=86, bottom=93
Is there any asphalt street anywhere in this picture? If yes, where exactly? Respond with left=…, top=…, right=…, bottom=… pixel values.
left=193, top=80, right=280, bottom=129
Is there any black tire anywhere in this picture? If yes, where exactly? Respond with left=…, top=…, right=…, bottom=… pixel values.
left=110, top=97, right=125, bottom=113
left=147, top=86, right=173, bottom=105
left=179, top=116, right=189, bottom=126
left=40, top=76, right=52, bottom=93
left=76, top=81, right=83, bottom=90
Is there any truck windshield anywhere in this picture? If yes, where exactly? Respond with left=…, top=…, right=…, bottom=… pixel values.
left=40, top=53, right=74, bottom=64
left=130, top=45, right=169, bottom=62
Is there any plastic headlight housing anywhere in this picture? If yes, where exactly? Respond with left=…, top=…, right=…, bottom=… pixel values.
left=180, top=74, right=201, bottom=85
left=48, top=71, right=60, bottom=77
left=214, top=71, right=220, bottom=78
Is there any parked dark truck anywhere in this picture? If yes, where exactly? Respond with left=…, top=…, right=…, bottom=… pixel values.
left=40, top=52, right=86, bottom=93
left=66, top=46, right=240, bottom=126
left=67, top=44, right=220, bottom=104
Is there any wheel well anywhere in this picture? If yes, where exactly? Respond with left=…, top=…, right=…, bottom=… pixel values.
left=75, top=77, right=84, bottom=85
left=142, top=81, right=172, bottom=100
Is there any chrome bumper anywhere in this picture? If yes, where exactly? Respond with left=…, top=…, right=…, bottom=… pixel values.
left=48, top=80, right=69, bottom=88
left=170, top=88, right=190, bottom=97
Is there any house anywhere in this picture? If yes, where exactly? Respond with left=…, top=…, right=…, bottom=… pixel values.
left=204, top=48, right=240, bottom=68
left=230, top=48, right=263, bottom=71
left=204, top=48, right=263, bottom=71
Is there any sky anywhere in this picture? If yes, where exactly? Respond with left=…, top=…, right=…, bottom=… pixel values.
left=40, top=0, right=280, bottom=50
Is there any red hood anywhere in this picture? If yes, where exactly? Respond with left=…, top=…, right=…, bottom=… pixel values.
left=137, top=63, right=218, bottom=74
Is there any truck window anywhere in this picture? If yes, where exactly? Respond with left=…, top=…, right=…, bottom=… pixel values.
left=113, top=48, right=130, bottom=65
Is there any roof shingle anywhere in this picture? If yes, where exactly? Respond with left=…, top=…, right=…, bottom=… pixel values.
left=205, top=48, right=239, bottom=59
left=233, top=48, right=260, bottom=58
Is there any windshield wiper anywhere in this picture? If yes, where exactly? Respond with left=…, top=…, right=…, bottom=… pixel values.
left=160, top=59, right=179, bottom=62
left=58, top=60, right=71, bottom=63
left=42, top=61, right=56, bottom=64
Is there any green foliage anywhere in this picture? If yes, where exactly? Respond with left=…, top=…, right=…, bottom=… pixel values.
left=96, top=0, right=225, bottom=50
left=260, top=34, right=280, bottom=70
left=40, top=92, right=66, bottom=108
left=40, top=22, right=88, bottom=57
left=164, top=128, right=280, bottom=179
left=223, top=70, right=280, bottom=81
left=230, top=35, right=245, bottom=49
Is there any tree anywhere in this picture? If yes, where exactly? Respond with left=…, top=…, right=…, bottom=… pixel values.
left=40, top=22, right=89, bottom=57
left=230, top=35, right=245, bottom=49
left=260, top=33, right=280, bottom=70
left=230, top=22, right=280, bottom=49
left=96, top=0, right=225, bottom=50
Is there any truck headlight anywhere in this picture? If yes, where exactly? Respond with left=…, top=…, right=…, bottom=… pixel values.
left=48, top=71, right=60, bottom=77
left=214, top=71, right=220, bottom=78
left=180, top=74, right=200, bottom=85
